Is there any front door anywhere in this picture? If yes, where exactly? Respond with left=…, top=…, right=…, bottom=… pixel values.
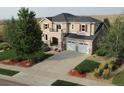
left=52, top=37, right=58, bottom=45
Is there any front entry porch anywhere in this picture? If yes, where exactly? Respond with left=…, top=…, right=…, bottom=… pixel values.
left=50, top=37, right=62, bottom=51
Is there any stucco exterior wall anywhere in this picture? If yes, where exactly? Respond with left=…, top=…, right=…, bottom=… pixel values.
left=69, top=22, right=96, bottom=36
left=39, top=18, right=52, bottom=32
left=69, top=23, right=80, bottom=33
left=39, top=17, right=101, bottom=53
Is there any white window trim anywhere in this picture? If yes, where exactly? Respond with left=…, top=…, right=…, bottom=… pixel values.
left=56, top=24, right=62, bottom=29
left=81, top=24, right=86, bottom=32
left=44, top=23, right=49, bottom=29
left=71, top=24, right=75, bottom=30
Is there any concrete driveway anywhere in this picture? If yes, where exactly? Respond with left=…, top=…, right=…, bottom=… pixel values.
left=12, top=51, right=88, bottom=85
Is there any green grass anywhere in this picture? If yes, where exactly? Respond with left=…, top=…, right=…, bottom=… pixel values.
left=112, top=70, right=124, bottom=85
left=51, top=80, right=82, bottom=86
left=74, top=60, right=100, bottom=73
left=0, top=49, right=17, bottom=61
left=0, top=68, right=19, bottom=76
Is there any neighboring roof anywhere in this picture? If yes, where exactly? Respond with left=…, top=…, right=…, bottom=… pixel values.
left=36, top=18, right=42, bottom=22
left=46, top=13, right=101, bottom=23
left=66, top=33, right=95, bottom=40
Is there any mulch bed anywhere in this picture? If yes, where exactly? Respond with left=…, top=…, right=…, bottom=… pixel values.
left=0, top=59, right=33, bottom=67
left=69, top=69, right=86, bottom=78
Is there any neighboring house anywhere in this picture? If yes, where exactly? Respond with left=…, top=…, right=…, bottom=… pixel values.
left=39, top=13, right=106, bottom=54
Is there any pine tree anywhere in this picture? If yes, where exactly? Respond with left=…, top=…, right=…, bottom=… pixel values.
left=5, top=8, right=42, bottom=56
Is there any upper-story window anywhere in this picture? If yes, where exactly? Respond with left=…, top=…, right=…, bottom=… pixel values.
left=72, top=24, right=74, bottom=29
left=81, top=24, right=87, bottom=32
left=57, top=24, right=61, bottom=29
left=56, top=24, right=61, bottom=32
left=44, top=24, right=49, bottom=29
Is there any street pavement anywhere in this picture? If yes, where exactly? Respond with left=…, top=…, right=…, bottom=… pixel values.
left=0, top=79, right=26, bottom=86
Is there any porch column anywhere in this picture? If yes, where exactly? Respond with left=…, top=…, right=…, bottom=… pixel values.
left=58, top=42, right=62, bottom=50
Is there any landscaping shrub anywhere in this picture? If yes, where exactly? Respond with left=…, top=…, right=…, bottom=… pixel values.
left=74, top=60, right=100, bottom=73
left=95, top=48, right=108, bottom=56
left=94, top=68, right=99, bottom=78
left=99, top=69, right=104, bottom=76
left=30, top=51, right=53, bottom=63
left=93, top=62, right=118, bottom=79
left=104, top=63, right=109, bottom=69
left=10, top=54, right=28, bottom=62
left=0, top=49, right=17, bottom=61
left=41, top=43, right=50, bottom=52
left=0, top=42, right=11, bottom=51
left=102, top=68, right=110, bottom=79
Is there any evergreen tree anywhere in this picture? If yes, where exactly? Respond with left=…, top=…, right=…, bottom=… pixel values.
left=5, top=8, right=42, bottom=56
left=96, top=15, right=124, bottom=59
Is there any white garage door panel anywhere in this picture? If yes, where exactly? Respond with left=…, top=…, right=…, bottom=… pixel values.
left=67, top=42, right=76, bottom=51
left=78, top=44, right=88, bottom=53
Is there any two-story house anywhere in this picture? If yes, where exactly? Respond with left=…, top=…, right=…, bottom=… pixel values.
left=39, top=13, right=105, bottom=54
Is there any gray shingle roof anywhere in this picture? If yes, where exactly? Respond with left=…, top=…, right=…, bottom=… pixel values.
left=46, top=13, right=101, bottom=22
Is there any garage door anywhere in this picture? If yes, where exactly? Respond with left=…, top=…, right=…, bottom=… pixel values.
left=78, top=43, right=88, bottom=54
left=67, top=41, right=76, bottom=51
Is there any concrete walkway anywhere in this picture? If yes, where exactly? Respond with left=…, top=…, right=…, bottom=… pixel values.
left=0, top=51, right=114, bottom=86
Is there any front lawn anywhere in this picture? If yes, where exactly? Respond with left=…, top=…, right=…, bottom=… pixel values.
left=51, top=80, right=82, bottom=86
left=0, top=68, right=19, bottom=76
left=74, top=60, right=100, bottom=73
left=112, top=70, right=124, bottom=85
